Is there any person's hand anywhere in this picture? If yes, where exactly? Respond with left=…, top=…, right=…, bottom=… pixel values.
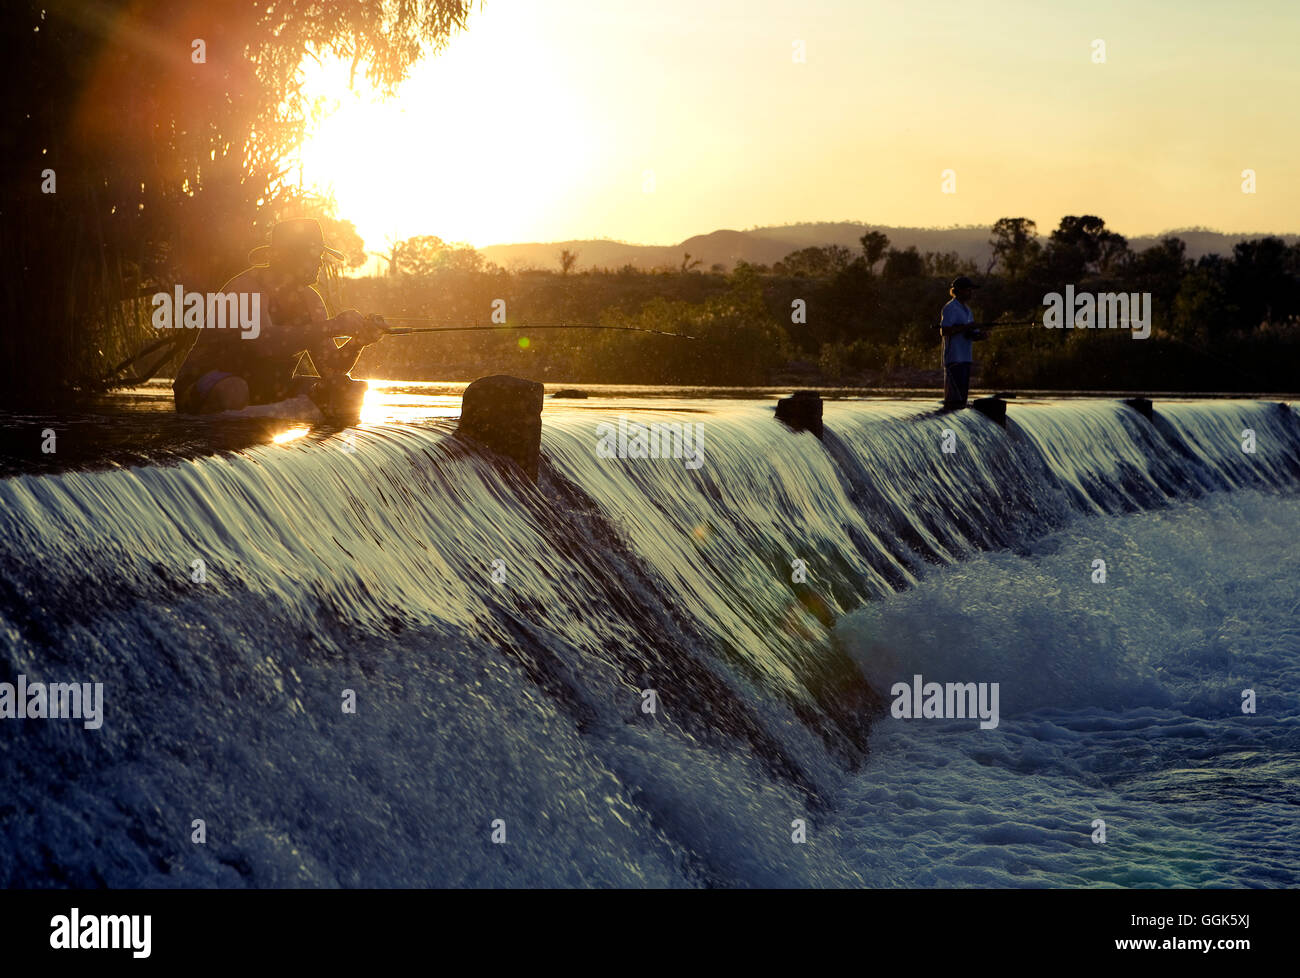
left=329, top=309, right=386, bottom=346
left=353, top=314, right=388, bottom=346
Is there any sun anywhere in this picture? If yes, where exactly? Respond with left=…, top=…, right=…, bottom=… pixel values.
left=295, top=21, right=595, bottom=257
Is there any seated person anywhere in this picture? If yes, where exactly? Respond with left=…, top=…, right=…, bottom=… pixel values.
left=173, top=219, right=383, bottom=415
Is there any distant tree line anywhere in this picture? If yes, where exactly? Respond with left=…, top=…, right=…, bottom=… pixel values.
left=346, top=216, right=1300, bottom=392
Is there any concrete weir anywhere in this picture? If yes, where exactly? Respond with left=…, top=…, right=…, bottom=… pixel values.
left=457, top=375, right=544, bottom=481
left=971, top=396, right=1007, bottom=426
left=775, top=390, right=824, bottom=438
left=1124, top=396, right=1154, bottom=420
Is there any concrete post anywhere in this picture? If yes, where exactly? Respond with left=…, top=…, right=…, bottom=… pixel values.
left=458, top=375, right=545, bottom=481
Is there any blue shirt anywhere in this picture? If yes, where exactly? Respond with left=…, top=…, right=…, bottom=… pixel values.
left=938, top=298, right=975, bottom=365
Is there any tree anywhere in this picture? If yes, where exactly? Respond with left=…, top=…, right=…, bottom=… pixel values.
left=1, top=0, right=476, bottom=404
left=859, top=231, right=890, bottom=274
left=989, top=218, right=1040, bottom=279
left=395, top=236, right=489, bottom=276
left=1226, top=237, right=1300, bottom=329
left=680, top=252, right=702, bottom=274
left=435, top=244, right=491, bottom=274
left=400, top=236, right=448, bottom=277
left=882, top=246, right=925, bottom=281
left=923, top=250, right=977, bottom=278
left=559, top=249, right=579, bottom=275
left=1042, top=215, right=1130, bottom=279
left=1174, top=259, right=1235, bottom=343
left=318, top=218, right=366, bottom=270
left=1126, top=236, right=1190, bottom=315
left=371, top=237, right=411, bottom=278
left=774, top=245, right=852, bottom=278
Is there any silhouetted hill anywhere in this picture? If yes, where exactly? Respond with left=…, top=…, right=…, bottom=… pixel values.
left=479, top=223, right=1300, bottom=273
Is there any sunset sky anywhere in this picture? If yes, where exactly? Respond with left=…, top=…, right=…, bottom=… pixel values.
left=298, top=0, right=1299, bottom=251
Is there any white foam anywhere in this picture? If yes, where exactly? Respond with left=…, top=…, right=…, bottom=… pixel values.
left=834, top=491, right=1300, bottom=886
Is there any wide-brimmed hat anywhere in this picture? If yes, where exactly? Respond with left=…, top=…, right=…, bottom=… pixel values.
left=248, top=219, right=346, bottom=265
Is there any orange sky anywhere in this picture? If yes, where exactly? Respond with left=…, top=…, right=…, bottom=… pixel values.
left=298, top=0, right=1299, bottom=251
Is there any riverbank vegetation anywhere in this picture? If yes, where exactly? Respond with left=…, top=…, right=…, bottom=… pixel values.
left=341, top=217, right=1300, bottom=393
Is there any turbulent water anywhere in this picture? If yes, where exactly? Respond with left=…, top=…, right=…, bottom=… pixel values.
left=0, top=389, right=1296, bottom=887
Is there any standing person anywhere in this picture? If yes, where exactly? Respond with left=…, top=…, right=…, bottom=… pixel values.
left=936, top=276, right=986, bottom=410
left=172, top=219, right=385, bottom=415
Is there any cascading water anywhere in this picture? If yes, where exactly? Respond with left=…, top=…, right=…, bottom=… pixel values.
left=1, top=394, right=1296, bottom=886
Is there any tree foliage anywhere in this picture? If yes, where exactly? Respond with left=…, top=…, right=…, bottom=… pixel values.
left=346, top=215, right=1300, bottom=393
left=858, top=231, right=890, bottom=273
left=989, top=218, right=1040, bottom=279
left=1, top=0, right=476, bottom=404
left=774, top=245, right=853, bottom=278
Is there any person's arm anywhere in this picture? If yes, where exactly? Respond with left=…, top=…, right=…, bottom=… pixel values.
left=248, top=287, right=361, bottom=362
left=939, top=304, right=973, bottom=337
left=302, top=295, right=386, bottom=378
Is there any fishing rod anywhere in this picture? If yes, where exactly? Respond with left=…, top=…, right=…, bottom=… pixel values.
left=93, top=315, right=697, bottom=391
left=374, top=318, right=698, bottom=340
left=932, top=321, right=1040, bottom=333
left=972, top=319, right=1157, bottom=332
left=968, top=320, right=1039, bottom=331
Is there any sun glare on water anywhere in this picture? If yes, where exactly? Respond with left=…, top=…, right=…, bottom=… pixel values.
left=295, top=16, right=595, bottom=255
left=272, top=426, right=311, bottom=445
